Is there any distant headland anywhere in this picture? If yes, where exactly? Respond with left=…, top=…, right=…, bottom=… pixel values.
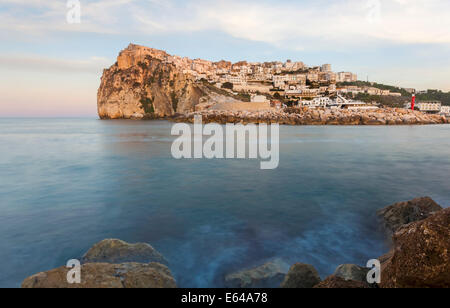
left=97, top=44, right=449, bottom=125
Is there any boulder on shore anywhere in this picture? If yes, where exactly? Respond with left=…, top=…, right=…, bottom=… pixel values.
left=81, top=239, right=168, bottom=265
left=224, top=259, right=289, bottom=288
left=280, top=263, right=321, bottom=288
left=333, top=264, right=369, bottom=283
left=380, top=208, right=450, bottom=288
left=22, top=262, right=177, bottom=288
left=377, top=197, right=442, bottom=234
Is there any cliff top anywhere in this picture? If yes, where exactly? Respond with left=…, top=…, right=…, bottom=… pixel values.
left=117, top=44, right=170, bottom=69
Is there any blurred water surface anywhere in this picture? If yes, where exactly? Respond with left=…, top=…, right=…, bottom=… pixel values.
left=0, top=118, right=449, bottom=287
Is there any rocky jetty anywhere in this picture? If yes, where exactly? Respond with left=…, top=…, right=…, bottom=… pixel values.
left=22, top=239, right=176, bottom=288
left=172, top=108, right=448, bottom=126
left=224, top=259, right=289, bottom=288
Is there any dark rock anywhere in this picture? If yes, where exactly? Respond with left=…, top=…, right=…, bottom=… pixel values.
left=377, top=197, right=442, bottom=234
left=81, top=239, right=168, bottom=265
left=280, top=263, right=321, bottom=288
left=380, top=208, right=450, bottom=288
left=224, top=259, right=289, bottom=288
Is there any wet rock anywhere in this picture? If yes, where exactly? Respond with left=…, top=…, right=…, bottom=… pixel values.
left=224, top=259, right=289, bottom=288
left=280, top=263, right=321, bottom=288
left=314, top=276, right=370, bottom=288
left=22, top=262, right=177, bottom=288
left=334, top=264, right=369, bottom=282
left=380, top=208, right=450, bottom=288
left=377, top=197, right=442, bottom=234
left=82, top=239, right=168, bottom=265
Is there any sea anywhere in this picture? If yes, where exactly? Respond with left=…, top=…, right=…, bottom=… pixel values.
left=0, top=118, right=449, bottom=287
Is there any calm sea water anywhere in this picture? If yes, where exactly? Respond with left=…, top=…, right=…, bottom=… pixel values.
left=0, top=118, right=449, bottom=288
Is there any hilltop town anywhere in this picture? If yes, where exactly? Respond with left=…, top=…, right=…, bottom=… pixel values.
left=117, top=45, right=399, bottom=101
left=114, top=44, right=450, bottom=115
left=97, top=44, right=449, bottom=124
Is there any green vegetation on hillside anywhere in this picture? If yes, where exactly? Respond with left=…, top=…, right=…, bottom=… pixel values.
left=351, top=93, right=409, bottom=108
left=221, top=82, right=234, bottom=90
left=337, top=81, right=411, bottom=97
left=200, top=80, right=251, bottom=102
left=171, top=92, right=179, bottom=112
left=416, top=90, right=450, bottom=106
left=140, top=97, right=155, bottom=114
left=338, top=81, right=450, bottom=106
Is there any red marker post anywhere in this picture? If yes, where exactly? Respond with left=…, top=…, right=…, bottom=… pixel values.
left=411, top=94, right=416, bottom=110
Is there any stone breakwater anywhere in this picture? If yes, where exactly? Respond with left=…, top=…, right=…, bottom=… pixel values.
left=171, top=107, right=448, bottom=125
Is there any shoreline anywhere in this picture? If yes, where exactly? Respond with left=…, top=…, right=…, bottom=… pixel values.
left=21, top=197, right=449, bottom=288
left=102, top=108, right=449, bottom=126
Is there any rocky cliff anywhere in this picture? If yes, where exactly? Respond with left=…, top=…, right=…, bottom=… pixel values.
left=97, top=44, right=234, bottom=119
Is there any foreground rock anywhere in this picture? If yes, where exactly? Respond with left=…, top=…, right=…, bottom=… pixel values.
left=377, top=197, right=442, bottom=234
left=82, top=239, right=168, bottom=265
left=334, top=264, right=369, bottom=283
left=224, top=259, right=289, bottom=288
left=380, top=208, right=450, bottom=288
left=22, top=262, right=177, bottom=288
left=314, top=276, right=370, bottom=288
left=280, top=263, right=321, bottom=288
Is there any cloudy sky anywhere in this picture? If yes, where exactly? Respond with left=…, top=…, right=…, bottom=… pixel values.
left=1, top=0, right=450, bottom=116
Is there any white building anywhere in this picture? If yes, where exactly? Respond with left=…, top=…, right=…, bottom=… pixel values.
left=273, top=75, right=289, bottom=83
left=441, top=105, right=450, bottom=115
left=335, top=95, right=378, bottom=110
left=321, top=64, right=332, bottom=72
left=306, top=72, right=319, bottom=82
left=300, top=97, right=332, bottom=108
left=336, top=72, right=358, bottom=83
left=251, top=95, right=269, bottom=103
left=418, top=101, right=442, bottom=113
left=224, top=75, right=246, bottom=85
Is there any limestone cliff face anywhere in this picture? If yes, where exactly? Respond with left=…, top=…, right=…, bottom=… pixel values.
left=97, top=44, right=209, bottom=119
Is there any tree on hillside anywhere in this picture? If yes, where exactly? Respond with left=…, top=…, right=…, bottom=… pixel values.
left=222, top=82, right=234, bottom=90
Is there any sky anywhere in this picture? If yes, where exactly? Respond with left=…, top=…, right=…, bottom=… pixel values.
left=1, top=0, right=450, bottom=117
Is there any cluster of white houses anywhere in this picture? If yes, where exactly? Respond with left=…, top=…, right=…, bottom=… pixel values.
left=131, top=45, right=405, bottom=100
left=122, top=46, right=449, bottom=116
left=298, top=95, right=379, bottom=110
left=405, top=101, right=450, bottom=116
left=164, top=53, right=360, bottom=97
left=259, top=94, right=450, bottom=115
left=337, top=85, right=402, bottom=97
